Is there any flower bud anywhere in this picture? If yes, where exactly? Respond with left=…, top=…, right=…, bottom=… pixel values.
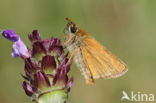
left=28, top=30, right=41, bottom=43
left=34, top=71, right=51, bottom=91
left=41, top=55, right=56, bottom=75
left=2, top=29, right=19, bottom=42
left=22, top=81, right=34, bottom=96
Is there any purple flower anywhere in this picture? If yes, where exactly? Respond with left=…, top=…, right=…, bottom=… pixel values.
left=1, top=29, right=31, bottom=58
left=2, top=29, right=19, bottom=42
left=12, top=39, right=31, bottom=58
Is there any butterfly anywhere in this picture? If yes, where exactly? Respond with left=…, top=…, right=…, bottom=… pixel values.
left=63, top=18, right=128, bottom=84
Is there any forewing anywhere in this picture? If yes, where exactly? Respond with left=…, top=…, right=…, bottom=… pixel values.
left=80, top=36, right=128, bottom=79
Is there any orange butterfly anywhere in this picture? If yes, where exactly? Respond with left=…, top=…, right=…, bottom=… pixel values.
left=64, top=18, right=128, bottom=84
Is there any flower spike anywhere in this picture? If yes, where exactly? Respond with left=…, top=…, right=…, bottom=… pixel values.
left=1, top=30, right=74, bottom=103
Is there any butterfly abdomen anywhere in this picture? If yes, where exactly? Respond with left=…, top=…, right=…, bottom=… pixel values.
left=67, top=42, right=94, bottom=84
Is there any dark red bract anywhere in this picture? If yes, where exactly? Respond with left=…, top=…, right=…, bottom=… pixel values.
left=21, top=30, right=73, bottom=101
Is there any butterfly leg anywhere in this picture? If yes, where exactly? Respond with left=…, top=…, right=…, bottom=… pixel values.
left=63, top=35, right=76, bottom=46
left=68, top=48, right=79, bottom=61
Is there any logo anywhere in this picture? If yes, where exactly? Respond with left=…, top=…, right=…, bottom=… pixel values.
left=121, top=91, right=155, bottom=102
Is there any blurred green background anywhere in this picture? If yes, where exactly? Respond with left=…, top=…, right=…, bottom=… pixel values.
left=0, top=0, right=156, bottom=103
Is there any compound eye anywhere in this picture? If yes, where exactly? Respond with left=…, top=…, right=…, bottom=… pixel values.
left=70, top=26, right=77, bottom=33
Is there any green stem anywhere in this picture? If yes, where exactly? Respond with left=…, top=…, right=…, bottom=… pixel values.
left=38, top=90, right=68, bottom=103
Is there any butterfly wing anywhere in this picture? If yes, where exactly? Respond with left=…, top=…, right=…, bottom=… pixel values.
left=80, top=36, right=128, bottom=80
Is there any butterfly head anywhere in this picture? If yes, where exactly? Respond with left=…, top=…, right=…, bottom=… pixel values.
left=64, top=18, right=79, bottom=35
